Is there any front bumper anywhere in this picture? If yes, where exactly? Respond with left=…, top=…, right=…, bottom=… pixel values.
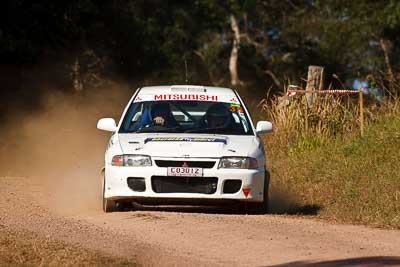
left=104, top=157, right=266, bottom=203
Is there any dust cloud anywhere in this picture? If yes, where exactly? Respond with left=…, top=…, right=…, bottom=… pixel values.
left=0, top=83, right=306, bottom=216
left=0, top=83, right=131, bottom=215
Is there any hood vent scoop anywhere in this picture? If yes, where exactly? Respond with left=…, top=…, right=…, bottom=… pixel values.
left=170, top=85, right=206, bottom=93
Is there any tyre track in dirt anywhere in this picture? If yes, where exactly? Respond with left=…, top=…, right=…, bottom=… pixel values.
left=1, top=175, right=400, bottom=266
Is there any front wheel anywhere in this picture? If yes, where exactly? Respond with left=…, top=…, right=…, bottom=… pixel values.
left=103, top=196, right=116, bottom=213
left=102, top=174, right=116, bottom=212
left=246, top=169, right=270, bottom=214
left=102, top=175, right=130, bottom=212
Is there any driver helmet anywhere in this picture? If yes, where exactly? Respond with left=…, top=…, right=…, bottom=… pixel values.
left=151, top=102, right=171, bottom=118
left=205, top=103, right=231, bottom=128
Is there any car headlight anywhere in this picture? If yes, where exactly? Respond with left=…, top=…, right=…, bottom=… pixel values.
left=111, top=155, right=152, bottom=167
left=218, top=157, right=258, bottom=169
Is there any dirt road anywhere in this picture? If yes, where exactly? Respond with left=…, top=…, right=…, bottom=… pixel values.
left=1, top=175, right=400, bottom=266
left=1, top=89, right=399, bottom=266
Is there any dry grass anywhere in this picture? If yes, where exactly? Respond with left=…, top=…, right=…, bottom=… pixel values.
left=260, top=91, right=400, bottom=150
left=0, top=226, right=136, bottom=266
left=259, top=94, right=363, bottom=146
left=261, top=93, right=400, bottom=228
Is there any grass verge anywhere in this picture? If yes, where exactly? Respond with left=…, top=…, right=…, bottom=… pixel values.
left=265, top=112, right=400, bottom=229
left=0, top=225, right=137, bottom=266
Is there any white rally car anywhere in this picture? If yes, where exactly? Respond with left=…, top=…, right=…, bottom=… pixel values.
left=97, top=85, right=272, bottom=213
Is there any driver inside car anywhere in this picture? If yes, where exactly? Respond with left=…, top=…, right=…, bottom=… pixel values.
left=150, top=102, right=178, bottom=127
left=205, top=103, right=232, bottom=128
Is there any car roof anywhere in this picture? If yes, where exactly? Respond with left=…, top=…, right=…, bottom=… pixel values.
left=137, top=85, right=236, bottom=95
left=132, top=85, right=240, bottom=104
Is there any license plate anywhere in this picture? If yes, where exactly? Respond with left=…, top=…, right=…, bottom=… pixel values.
left=167, top=167, right=203, bottom=177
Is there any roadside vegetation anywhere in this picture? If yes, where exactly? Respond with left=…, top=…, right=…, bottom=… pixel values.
left=0, top=226, right=136, bottom=266
left=262, top=93, right=400, bottom=229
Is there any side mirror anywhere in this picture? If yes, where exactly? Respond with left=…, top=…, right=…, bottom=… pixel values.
left=256, top=121, right=273, bottom=134
left=97, top=118, right=117, bottom=132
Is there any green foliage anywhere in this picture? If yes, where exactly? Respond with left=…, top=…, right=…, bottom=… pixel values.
left=2, top=1, right=400, bottom=96
left=0, top=0, right=225, bottom=75
left=290, top=136, right=325, bottom=154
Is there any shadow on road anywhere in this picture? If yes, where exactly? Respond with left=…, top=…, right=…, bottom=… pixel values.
left=118, top=201, right=321, bottom=216
left=269, top=204, right=321, bottom=216
left=129, top=203, right=249, bottom=215
left=269, top=256, right=400, bottom=267
left=116, top=185, right=322, bottom=216
left=268, top=187, right=322, bottom=216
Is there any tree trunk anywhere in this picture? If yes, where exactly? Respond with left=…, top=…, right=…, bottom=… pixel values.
left=380, top=38, right=396, bottom=96
left=229, top=14, right=242, bottom=86
left=72, top=57, right=83, bottom=92
left=305, top=65, right=324, bottom=107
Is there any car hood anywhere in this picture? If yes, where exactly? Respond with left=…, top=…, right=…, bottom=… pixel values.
left=117, top=133, right=258, bottom=158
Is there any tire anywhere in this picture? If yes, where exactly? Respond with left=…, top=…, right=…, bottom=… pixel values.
left=103, top=197, right=116, bottom=213
left=246, top=169, right=270, bottom=214
left=102, top=174, right=115, bottom=213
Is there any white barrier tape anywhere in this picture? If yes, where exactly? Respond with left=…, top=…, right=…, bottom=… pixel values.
left=286, top=89, right=361, bottom=96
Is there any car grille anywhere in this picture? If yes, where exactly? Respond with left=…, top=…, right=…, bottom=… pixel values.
left=151, top=176, right=218, bottom=194
left=154, top=160, right=216, bottom=168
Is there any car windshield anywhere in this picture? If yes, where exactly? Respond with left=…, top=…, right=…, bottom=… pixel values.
left=119, top=100, right=253, bottom=135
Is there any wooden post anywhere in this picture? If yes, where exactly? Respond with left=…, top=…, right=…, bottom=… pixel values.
left=359, top=87, right=364, bottom=136
left=305, top=66, right=324, bottom=107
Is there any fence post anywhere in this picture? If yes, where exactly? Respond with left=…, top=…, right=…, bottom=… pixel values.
left=359, top=87, right=364, bottom=136
left=305, top=66, right=324, bottom=107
